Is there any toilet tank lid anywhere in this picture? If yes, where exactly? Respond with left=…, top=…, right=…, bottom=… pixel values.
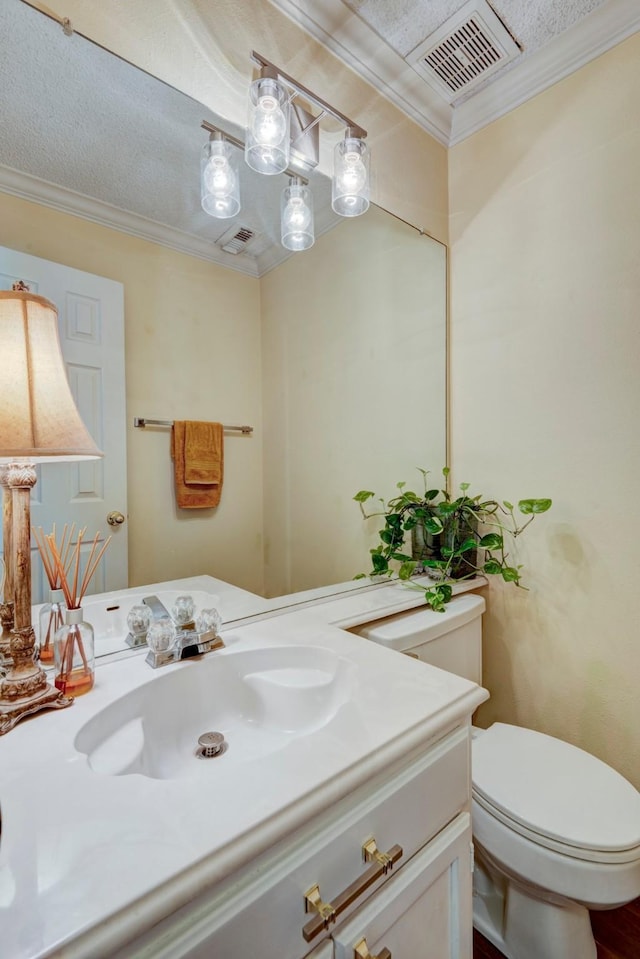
left=356, top=593, right=485, bottom=651
left=473, top=723, right=640, bottom=854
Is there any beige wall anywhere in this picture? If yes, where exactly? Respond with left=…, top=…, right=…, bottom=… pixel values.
left=31, top=0, right=448, bottom=243
left=449, top=34, right=640, bottom=788
left=0, top=193, right=265, bottom=594
left=261, top=205, right=447, bottom=596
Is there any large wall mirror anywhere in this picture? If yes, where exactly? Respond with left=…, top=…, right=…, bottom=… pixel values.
left=0, top=0, right=446, bottom=656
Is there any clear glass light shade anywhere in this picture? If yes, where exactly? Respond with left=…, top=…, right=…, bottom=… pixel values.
left=332, top=136, right=370, bottom=217
left=245, top=76, right=290, bottom=175
left=201, top=137, right=241, bottom=219
left=281, top=181, right=314, bottom=251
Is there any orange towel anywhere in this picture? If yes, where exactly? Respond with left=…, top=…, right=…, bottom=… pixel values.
left=184, top=420, right=223, bottom=486
left=171, top=421, right=224, bottom=509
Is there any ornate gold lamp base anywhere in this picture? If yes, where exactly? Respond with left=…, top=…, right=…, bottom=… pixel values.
left=0, top=625, right=72, bottom=734
left=0, top=600, right=14, bottom=665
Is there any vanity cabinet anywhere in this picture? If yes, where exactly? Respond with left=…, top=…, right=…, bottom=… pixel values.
left=115, top=724, right=474, bottom=959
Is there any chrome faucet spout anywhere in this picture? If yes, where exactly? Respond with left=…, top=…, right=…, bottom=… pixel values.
left=142, top=595, right=172, bottom=620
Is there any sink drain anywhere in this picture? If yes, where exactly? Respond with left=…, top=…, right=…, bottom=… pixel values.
left=196, top=731, right=226, bottom=759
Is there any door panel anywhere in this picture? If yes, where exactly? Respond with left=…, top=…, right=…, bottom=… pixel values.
left=0, top=247, right=127, bottom=601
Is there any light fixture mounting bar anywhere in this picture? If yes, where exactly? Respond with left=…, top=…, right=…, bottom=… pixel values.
left=250, top=51, right=367, bottom=140
left=200, top=120, right=244, bottom=153
left=200, top=120, right=308, bottom=183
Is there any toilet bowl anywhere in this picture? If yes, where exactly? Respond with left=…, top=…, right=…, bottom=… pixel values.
left=353, top=595, right=640, bottom=959
left=470, top=722, right=640, bottom=958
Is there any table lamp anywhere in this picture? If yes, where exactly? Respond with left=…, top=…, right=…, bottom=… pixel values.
left=0, top=284, right=102, bottom=733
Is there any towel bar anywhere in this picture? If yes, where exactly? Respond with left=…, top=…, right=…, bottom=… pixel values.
left=134, top=418, right=253, bottom=435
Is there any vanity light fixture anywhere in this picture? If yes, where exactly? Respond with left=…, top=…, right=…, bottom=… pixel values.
left=281, top=177, right=314, bottom=251
left=247, top=52, right=370, bottom=218
left=0, top=284, right=102, bottom=733
left=201, top=131, right=241, bottom=219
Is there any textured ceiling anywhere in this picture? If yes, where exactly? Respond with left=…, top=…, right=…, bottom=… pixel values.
left=344, top=0, right=606, bottom=58
left=342, top=0, right=607, bottom=98
left=343, top=0, right=604, bottom=102
left=268, top=0, right=640, bottom=142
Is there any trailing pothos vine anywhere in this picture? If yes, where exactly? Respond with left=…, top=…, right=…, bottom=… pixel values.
left=354, top=468, right=551, bottom=611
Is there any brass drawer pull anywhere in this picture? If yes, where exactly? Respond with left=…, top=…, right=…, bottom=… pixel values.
left=302, top=842, right=403, bottom=942
left=354, top=937, right=392, bottom=959
left=304, top=883, right=336, bottom=927
left=362, top=837, right=394, bottom=874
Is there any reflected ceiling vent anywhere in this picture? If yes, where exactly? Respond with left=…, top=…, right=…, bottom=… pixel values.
left=216, top=224, right=256, bottom=255
left=407, top=0, right=521, bottom=104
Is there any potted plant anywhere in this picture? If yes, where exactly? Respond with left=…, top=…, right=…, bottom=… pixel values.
left=354, top=468, right=551, bottom=611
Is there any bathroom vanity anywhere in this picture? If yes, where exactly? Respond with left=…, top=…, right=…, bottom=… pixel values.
left=0, top=577, right=487, bottom=958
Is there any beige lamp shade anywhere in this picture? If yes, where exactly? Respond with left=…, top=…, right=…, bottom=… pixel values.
left=0, top=290, right=102, bottom=462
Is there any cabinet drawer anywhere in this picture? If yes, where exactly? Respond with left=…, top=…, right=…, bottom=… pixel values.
left=123, top=725, right=471, bottom=959
left=333, top=812, right=473, bottom=959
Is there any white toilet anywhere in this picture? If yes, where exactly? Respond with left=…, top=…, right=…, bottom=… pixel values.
left=354, top=593, right=640, bottom=959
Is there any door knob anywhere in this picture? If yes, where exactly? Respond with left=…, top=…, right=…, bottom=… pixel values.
left=107, top=510, right=126, bottom=527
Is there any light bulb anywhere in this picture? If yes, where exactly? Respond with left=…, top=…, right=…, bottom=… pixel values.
left=204, top=153, right=236, bottom=197
left=281, top=180, right=314, bottom=252
left=201, top=136, right=241, bottom=218
left=336, top=151, right=367, bottom=194
left=245, top=75, right=290, bottom=175
left=332, top=135, right=370, bottom=217
left=252, top=94, right=287, bottom=147
left=283, top=195, right=311, bottom=233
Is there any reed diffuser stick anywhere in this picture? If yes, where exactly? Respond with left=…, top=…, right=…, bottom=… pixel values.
left=33, top=524, right=78, bottom=661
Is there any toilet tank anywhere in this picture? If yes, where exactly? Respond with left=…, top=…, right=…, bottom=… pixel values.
left=351, top=593, right=485, bottom=684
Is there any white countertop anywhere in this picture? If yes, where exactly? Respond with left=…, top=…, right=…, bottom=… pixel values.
left=0, top=576, right=488, bottom=958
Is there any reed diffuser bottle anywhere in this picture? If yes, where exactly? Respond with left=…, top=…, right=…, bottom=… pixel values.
left=46, top=526, right=111, bottom=698
left=38, top=588, right=65, bottom=665
left=54, top=607, right=95, bottom=696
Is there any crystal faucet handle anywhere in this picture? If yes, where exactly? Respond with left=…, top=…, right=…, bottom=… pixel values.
left=146, top=619, right=177, bottom=653
left=171, top=595, right=196, bottom=626
left=127, top=604, right=153, bottom=636
left=196, top=607, right=222, bottom=635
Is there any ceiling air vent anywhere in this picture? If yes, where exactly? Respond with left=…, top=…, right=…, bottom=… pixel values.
left=407, top=0, right=521, bottom=104
left=216, top=224, right=256, bottom=255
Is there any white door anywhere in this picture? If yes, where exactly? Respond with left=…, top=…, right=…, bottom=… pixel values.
left=0, top=247, right=127, bottom=602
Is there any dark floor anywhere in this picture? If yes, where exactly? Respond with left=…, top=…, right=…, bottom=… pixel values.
left=473, top=896, right=640, bottom=959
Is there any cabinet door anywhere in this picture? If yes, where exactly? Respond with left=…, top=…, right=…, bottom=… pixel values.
left=332, top=813, right=472, bottom=959
left=304, top=941, right=334, bottom=959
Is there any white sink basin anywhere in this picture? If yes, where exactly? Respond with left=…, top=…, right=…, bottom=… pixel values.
left=74, top=645, right=353, bottom=780
left=81, top=590, right=221, bottom=646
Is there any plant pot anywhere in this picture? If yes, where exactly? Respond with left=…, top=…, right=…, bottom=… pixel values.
left=411, top=520, right=441, bottom=568
left=412, top=513, right=478, bottom=580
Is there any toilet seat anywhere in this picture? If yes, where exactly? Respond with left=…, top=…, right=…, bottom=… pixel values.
left=472, top=723, right=640, bottom=864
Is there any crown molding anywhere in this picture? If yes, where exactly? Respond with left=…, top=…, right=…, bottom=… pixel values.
left=267, top=0, right=640, bottom=148
left=450, top=0, right=640, bottom=144
left=266, top=0, right=453, bottom=145
left=0, top=165, right=261, bottom=278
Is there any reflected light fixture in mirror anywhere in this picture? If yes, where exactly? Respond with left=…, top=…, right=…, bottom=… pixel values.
left=200, top=131, right=241, bottom=219
left=0, top=284, right=102, bottom=734
left=281, top=177, right=315, bottom=251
